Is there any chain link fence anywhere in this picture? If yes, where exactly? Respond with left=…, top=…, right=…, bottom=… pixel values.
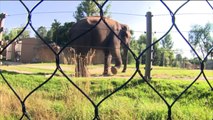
left=0, top=0, right=213, bottom=120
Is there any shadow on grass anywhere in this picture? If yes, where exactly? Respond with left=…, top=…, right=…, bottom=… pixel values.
left=0, top=70, right=51, bottom=76
left=0, top=70, right=67, bottom=78
left=89, top=78, right=146, bottom=98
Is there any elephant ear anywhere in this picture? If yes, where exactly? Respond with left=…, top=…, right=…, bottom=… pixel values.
left=122, top=24, right=131, bottom=36
left=120, top=24, right=131, bottom=44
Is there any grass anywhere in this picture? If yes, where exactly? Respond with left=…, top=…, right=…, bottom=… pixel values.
left=1, top=63, right=212, bottom=79
left=0, top=63, right=212, bottom=120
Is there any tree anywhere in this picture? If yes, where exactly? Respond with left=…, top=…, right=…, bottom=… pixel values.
left=51, top=19, right=61, bottom=44
left=137, top=34, right=146, bottom=54
left=36, top=20, right=75, bottom=46
left=172, top=49, right=184, bottom=67
left=74, top=0, right=111, bottom=21
left=2, top=29, right=9, bottom=40
left=46, top=29, right=53, bottom=43
left=129, top=34, right=161, bottom=65
left=160, top=34, right=174, bottom=66
left=188, top=23, right=213, bottom=59
left=133, top=34, right=146, bottom=64
left=152, top=39, right=161, bottom=66
left=124, top=30, right=136, bottom=64
left=55, top=22, right=75, bottom=46
left=15, top=27, right=30, bottom=39
left=161, top=34, right=173, bottom=50
left=41, top=20, right=61, bottom=43
left=3, top=27, right=30, bottom=40
left=35, top=26, right=47, bottom=40
left=174, top=53, right=183, bottom=67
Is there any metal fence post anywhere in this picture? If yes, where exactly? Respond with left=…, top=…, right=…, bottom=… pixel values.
left=145, top=11, right=153, bottom=81
left=0, top=13, right=6, bottom=65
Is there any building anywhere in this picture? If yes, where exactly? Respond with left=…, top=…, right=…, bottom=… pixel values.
left=6, top=38, right=43, bottom=62
left=206, top=60, right=213, bottom=70
left=4, top=37, right=105, bottom=64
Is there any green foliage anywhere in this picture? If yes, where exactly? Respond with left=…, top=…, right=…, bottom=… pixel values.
left=0, top=64, right=213, bottom=119
left=3, top=27, right=30, bottom=40
left=129, top=34, right=162, bottom=66
left=188, top=23, right=213, bottom=59
left=74, top=0, right=111, bottom=21
left=129, top=34, right=146, bottom=64
left=174, top=53, right=183, bottom=67
left=49, top=20, right=75, bottom=46
left=161, top=34, right=173, bottom=50
left=50, top=19, right=61, bottom=43
left=152, top=39, right=161, bottom=66
left=35, top=26, right=47, bottom=40
left=127, top=50, right=136, bottom=64
left=36, top=20, right=75, bottom=46
left=1, top=72, right=212, bottom=119
left=34, top=0, right=111, bottom=45
left=159, top=34, right=175, bottom=66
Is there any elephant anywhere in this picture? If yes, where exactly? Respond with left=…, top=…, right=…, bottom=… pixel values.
left=68, top=16, right=131, bottom=76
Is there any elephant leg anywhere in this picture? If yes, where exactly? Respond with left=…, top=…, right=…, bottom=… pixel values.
left=122, top=47, right=128, bottom=73
left=75, top=54, right=81, bottom=77
left=103, top=50, right=111, bottom=76
left=111, top=48, right=122, bottom=75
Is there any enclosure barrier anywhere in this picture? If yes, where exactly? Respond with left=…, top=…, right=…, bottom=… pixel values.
left=0, top=13, right=6, bottom=65
left=0, top=0, right=213, bottom=120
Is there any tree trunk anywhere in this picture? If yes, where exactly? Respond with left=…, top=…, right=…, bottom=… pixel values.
left=75, top=54, right=90, bottom=77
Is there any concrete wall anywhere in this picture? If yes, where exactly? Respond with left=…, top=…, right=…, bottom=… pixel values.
left=4, top=38, right=106, bottom=64
left=20, top=38, right=43, bottom=63
left=206, top=60, right=213, bottom=70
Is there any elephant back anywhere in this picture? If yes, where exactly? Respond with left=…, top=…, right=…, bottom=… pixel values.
left=85, top=16, right=122, bottom=32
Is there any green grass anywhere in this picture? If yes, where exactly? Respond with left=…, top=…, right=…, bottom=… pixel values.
left=1, top=63, right=212, bottom=80
left=0, top=63, right=212, bottom=119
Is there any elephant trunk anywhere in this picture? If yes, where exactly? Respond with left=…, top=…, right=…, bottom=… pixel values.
left=111, top=46, right=122, bottom=75
left=122, top=44, right=128, bottom=73
left=111, top=44, right=129, bottom=74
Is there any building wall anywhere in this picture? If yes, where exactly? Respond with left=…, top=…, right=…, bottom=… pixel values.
left=6, top=42, right=14, bottom=60
left=34, top=44, right=76, bottom=64
left=20, top=38, right=43, bottom=63
left=33, top=44, right=56, bottom=63
left=206, top=60, right=213, bottom=70
left=4, top=38, right=105, bottom=64
left=92, top=50, right=104, bottom=64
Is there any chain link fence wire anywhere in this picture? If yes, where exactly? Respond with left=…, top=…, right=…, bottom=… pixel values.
left=0, top=0, right=213, bottom=119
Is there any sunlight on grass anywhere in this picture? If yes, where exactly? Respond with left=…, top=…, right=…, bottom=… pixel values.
left=0, top=63, right=212, bottom=119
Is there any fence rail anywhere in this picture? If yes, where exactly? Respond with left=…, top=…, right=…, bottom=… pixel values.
left=0, top=0, right=213, bottom=120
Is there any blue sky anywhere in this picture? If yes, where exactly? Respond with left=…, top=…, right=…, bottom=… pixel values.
left=0, top=1, right=213, bottom=58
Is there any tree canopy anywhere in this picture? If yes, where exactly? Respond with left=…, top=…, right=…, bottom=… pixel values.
left=36, top=20, right=75, bottom=46
left=35, top=26, right=47, bottom=40
left=3, top=27, right=30, bottom=40
left=73, top=0, right=111, bottom=21
left=188, top=23, right=213, bottom=59
left=33, top=0, right=112, bottom=46
left=161, top=34, right=173, bottom=50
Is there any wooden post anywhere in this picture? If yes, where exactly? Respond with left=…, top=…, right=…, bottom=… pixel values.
left=145, top=11, right=153, bottom=81
left=0, top=13, right=6, bottom=65
left=75, top=54, right=90, bottom=77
